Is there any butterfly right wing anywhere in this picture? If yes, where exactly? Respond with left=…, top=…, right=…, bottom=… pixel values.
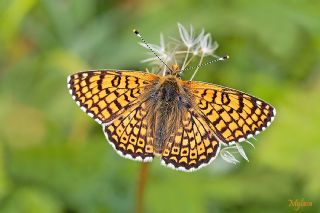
left=183, top=81, right=276, bottom=145
left=67, top=70, right=159, bottom=124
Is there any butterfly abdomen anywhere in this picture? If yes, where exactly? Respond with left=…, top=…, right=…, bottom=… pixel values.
left=146, top=77, right=194, bottom=153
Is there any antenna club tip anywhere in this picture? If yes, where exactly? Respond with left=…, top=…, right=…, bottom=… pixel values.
left=133, top=29, right=139, bottom=34
left=224, top=55, right=230, bottom=59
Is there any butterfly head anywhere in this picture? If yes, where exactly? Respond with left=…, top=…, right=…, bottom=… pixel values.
left=170, top=64, right=182, bottom=77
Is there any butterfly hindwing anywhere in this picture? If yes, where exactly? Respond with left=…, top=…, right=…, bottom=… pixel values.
left=183, top=81, right=276, bottom=145
left=67, top=70, right=158, bottom=124
left=103, top=102, right=155, bottom=161
left=161, top=109, right=220, bottom=171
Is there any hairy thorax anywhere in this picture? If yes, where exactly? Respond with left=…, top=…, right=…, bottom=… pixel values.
left=143, top=76, right=194, bottom=154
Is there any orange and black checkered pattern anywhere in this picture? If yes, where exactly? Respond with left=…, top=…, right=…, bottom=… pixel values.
left=67, top=70, right=275, bottom=171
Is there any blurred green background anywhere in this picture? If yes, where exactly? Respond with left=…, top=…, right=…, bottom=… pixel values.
left=0, top=0, right=319, bottom=212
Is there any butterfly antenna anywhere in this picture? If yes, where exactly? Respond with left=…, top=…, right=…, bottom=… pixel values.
left=184, top=55, right=229, bottom=80
left=183, top=55, right=229, bottom=72
left=133, top=29, right=172, bottom=72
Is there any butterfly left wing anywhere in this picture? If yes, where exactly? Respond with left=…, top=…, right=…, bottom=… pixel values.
left=67, top=70, right=159, bottom=161
left=161, top=109, right=220, bottom=171
left=183, top=81, right=276, bottom=145
left=67, top=70, right=158, bottom=124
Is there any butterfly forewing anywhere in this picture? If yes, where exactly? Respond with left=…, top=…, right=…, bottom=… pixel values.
left=67, top=70, right=158, bottom=124
left=183, top=81, right=276, bottom=145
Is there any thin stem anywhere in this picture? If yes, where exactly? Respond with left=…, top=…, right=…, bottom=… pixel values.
left=174, top=51, right=192, bottom=54
left=162, top=57, right=170, bottom=76
left=162, top=65, right=166, bottom=76
left=190, top=53, right=204, bottom=81
left=135, top=163, right=150, bottom=213
left=181, top=47, right=190, bottom=70
left=183, top=54, right=196, bottom=69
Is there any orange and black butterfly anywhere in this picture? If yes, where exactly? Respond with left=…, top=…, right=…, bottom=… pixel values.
left=67, top=67, right=276, bottom=172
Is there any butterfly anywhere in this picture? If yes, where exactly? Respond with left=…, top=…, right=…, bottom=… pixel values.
left=67, top=69, right=276, bottom=172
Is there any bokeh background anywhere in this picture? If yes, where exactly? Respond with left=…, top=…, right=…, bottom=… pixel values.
left=0, top=0, right=319, bottom=212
